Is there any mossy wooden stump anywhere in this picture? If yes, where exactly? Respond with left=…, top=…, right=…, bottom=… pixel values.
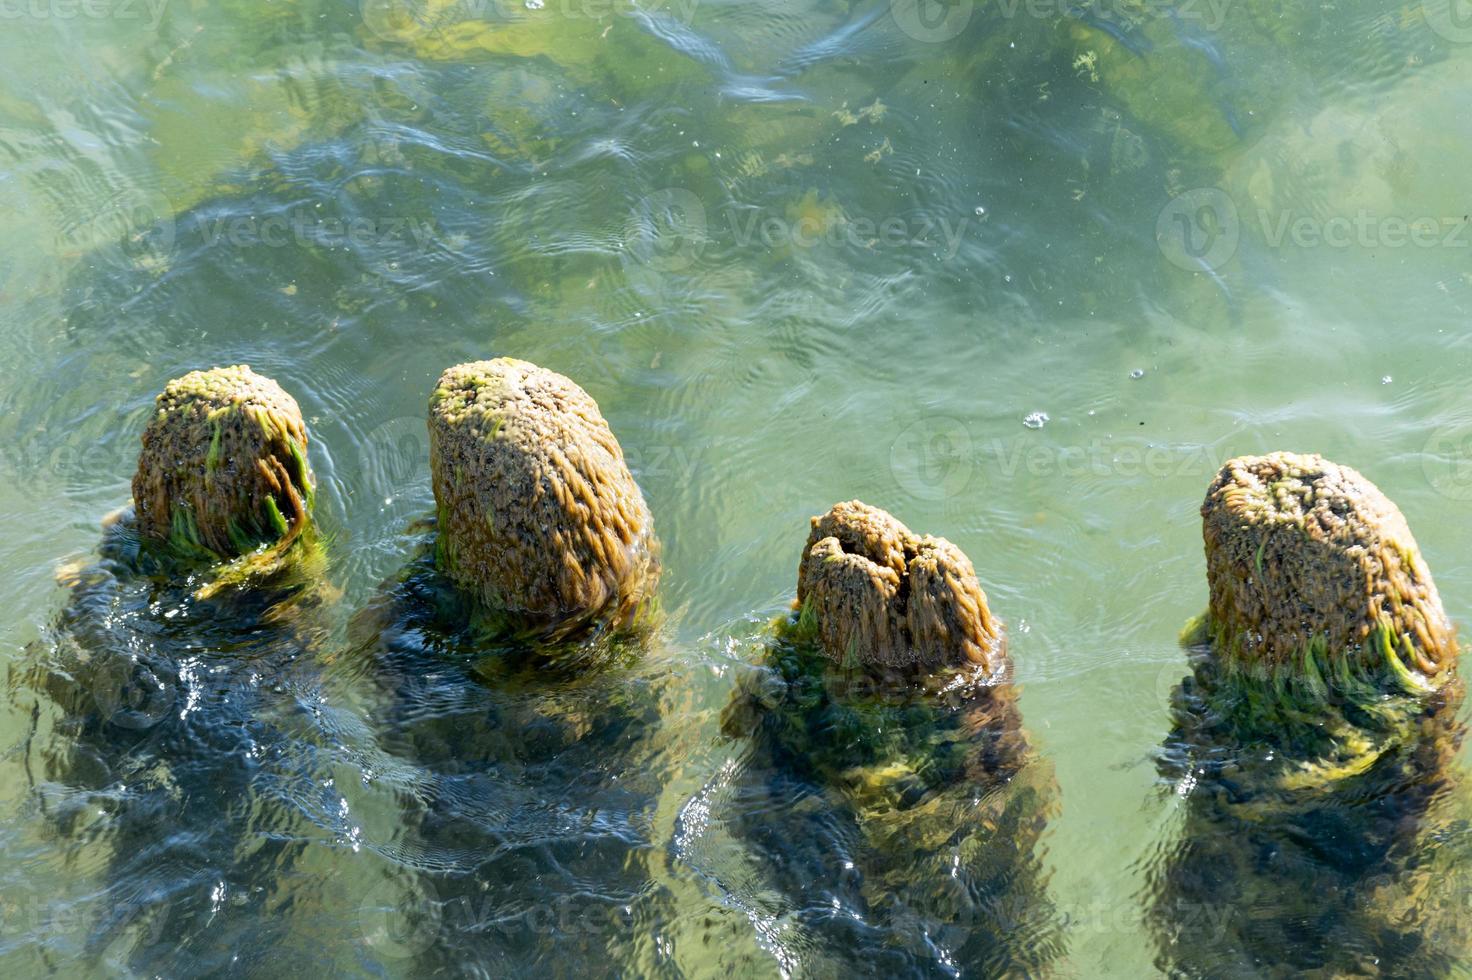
left=132, top=365, right=314, bottom=560
left=719, top=501, right=1060, bottom=974
left=795, top=500, right=1004, bottom=672
left=428, top=358, right=659, bottom=638
left=1149, top=452, right=1470, bottom=977
left=1197, top=451, right=1455, bottom=692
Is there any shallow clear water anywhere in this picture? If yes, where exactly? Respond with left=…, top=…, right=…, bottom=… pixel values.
left=4, top=0, right=1472, bottom=976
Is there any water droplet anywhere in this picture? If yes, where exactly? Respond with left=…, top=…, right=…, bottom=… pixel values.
left=525, top=0, right=545, bottom=7
left=1130, top=369, right=1145, bottom=379
left=974, top=206, right=987, bottom=217
left=1023, top=412, right=1049, bottom=430
left=1381, top=375, right=1393, bottom=384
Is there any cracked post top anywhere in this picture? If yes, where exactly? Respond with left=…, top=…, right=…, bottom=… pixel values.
left=795, top=500, right=1004, bottom=672
left=428, top=357, right=660, bottom=634
left=1200, top=451, right=1456, bottom=688
left=132, top=365, right=314, bottom=560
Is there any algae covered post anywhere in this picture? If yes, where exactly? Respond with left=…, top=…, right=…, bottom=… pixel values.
left=345, top=357, right=679, bottom=974
left=1149, top=452, right=1471, bottom=976
left=428, top=357, right=660, bottom=640
left=1197, top=451, right=1454, bottom=684
left=15, top=366, right=338, bottom=974
left=133, top=364, right=315, bottom=564
left=719, top=500, right=1061, bottom=975
left=42, top=363, right=328, bottom=733
left=794, top=498, right=1004, bottom=671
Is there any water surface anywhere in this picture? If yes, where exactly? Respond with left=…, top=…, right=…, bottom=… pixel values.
left=4, top=0, right=1472, bottom=975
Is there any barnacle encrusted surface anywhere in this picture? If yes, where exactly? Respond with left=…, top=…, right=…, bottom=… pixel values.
left=428, top=358, right=659, bottom=634
left=132, top=365, right=314, bottom=559
left=1199, top=452, right=1455, bottom=690
left=794, top=500, right=1001, bottom=671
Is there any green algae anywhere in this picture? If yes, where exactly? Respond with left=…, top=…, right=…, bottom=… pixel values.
left=715, top=493, right=1057, bottom=968
left=1185, top=613, right=1451, bottom=706
left=719, top=613, right=1060, bottom=972
left=1152, top=634, right=1470, bottom=974
left=1174, top=612, right=1453, bottom=805
left=205, top=421, right=224, bottom=474
left=725, top=623, right=1018, bottom=790
left=353, top=524, right=653, bottom=684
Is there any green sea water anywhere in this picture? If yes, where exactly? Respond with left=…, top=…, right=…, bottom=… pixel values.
left=4, top=0, right=1472, bottom=975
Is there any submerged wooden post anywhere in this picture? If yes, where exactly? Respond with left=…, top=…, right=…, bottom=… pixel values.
left=719, top=500, right=1060, bottom=974
left=1150, top=451, right=1469, bottom=976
